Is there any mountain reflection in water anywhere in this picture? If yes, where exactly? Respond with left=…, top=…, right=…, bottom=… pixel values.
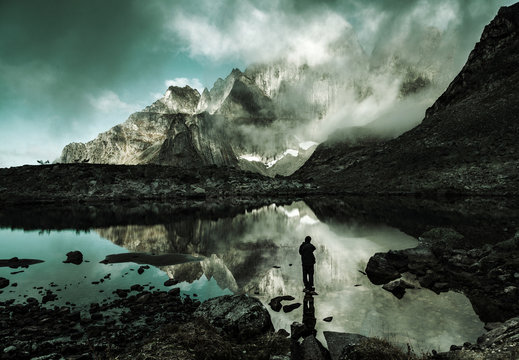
left=95, top=201, right=484, bottom=352
left=0, top=201, right=485, bottom=352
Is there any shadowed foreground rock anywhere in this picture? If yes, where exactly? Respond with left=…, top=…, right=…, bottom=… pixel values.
left=0, top=291, right=289, bottom=360
left=194, top=294, right=274, bottom=340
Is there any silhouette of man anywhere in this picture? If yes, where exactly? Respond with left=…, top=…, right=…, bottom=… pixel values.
left=299, top=235, right=316, bottom=293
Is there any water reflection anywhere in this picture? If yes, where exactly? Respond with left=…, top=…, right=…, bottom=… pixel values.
left=93, top=201, right=484, bottom=351
left=0, top=201, right=484, bottom=352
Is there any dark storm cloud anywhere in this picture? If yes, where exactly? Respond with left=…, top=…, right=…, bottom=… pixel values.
left=0, top=0, right=183, bottom=165
left=0, top=0, right=169, bottom=114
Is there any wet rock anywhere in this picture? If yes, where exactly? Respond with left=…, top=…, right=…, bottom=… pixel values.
left=42, top=291, right=57, bottom=304
left=0, top=277, right=9, bottom=289
left=323, top=331, right=367, bottom=360
left=63, top=251, right=83, bottom=265
left=484, top=322, right=503, bottom=331
left=382, top=278, right=415, bottom=299
left=136, top=294, right=151, bottom=303
left=137, top=265, right=149, bottom=274
left=0, top=257, right=44, bottom=268
left=268, top=295, right=295, bottom=312
left=283, top=303, right=301, bottom=313
left=168, top=287, right=180, bottom=297
left=365, top=253, right=403, bottom=285
left=130, top=284, right=144, bottom=292
left=164, top=278, right=178, bottom=286
left=194, top=294, right=273, bottom=340
left=3, top=345, right=16, bottom=353
left=477, top=317, right=519, bottom=348
left=277, top=329, right=290, bottom=337
left=291, top=322, right=306, bottom=340
left=114, top=289, right=129, bottom=298
left=301, top=335, right=328, bottom=360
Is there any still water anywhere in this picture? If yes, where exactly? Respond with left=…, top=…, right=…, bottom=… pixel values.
left=0, top=201, right=484, bottom=352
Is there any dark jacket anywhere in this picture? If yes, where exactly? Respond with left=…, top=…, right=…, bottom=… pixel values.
left=299, top=242, right=316, bottom=266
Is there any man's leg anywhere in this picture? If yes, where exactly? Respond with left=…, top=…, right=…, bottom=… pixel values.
left=308, top=265, right=314, bottom=290
left=302, top=266, right=309, bottom=290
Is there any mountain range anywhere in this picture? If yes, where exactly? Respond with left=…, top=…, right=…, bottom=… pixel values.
left=59, top=25, right=444, bottom=177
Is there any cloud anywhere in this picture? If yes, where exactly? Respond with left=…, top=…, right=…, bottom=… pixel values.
left=168, top=0, right=516, bottom=151
left=165, top=78, right=204, bottom=93
left=171, top=1, right=351, bottom=66
left=88, top=91, right=140, bottom=113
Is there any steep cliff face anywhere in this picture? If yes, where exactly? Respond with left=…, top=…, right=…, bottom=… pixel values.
left=155, top=113, right=237, bottom=167
left=61, top=112, right=172, bottom=164
left=294, top=3, right=519, bottom=195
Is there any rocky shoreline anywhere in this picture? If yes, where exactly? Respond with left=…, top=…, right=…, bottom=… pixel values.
left=365, top=227, right=519, bottom=359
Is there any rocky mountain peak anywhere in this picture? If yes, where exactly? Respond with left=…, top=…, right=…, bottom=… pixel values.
left=425, top=3, right=519, bottom=118
left=144, top=85, right=201, bottom=115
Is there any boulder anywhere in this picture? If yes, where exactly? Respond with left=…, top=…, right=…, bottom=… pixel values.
left=63, top=251, right=83, bottom=265
left=365, top=253, right=402, bottom=285
left=382, top=279, right=415, bottom=299
left=301, top=335, right=327, bottom=360
left=0, top=277, right=9, bottom=289
left=193, top=294, right=273, bottom=340
left=323, top=332, right=367, bottom=360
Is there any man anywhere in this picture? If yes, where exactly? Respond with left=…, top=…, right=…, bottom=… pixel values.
left=299, top=235, right=317, bottom=294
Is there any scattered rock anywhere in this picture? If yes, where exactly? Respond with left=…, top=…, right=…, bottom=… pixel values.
left=164, top=278, right=178, bottom=286
left=130, top=284, right=144, bottom=292
left=0, top=277, right=9, bottom=289
left=283, top=303, right=301, bottom=313
left=114, top=289, right=129, bottom=298
left=382, top=278, right=415, bottom=299
left=137, top=265, right=149, bottom=274
left=63, top=251, right=83, bottom=265
left=0, top=257, right=44, bottom=268
left=268, top=295, right=295, bottom=312
left=323, top=317, right=333, bottom=322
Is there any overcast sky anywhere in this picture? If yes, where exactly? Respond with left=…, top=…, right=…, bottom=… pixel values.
left=0, top=0, right=515, bottom=167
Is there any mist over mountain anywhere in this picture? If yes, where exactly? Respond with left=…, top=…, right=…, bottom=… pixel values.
left=294, top=2, right=519, bottom=195
left=59, top=23, right=453, bottom=176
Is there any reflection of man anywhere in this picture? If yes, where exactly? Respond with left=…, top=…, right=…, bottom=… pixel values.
left=302, top=294, right=316, bottom=337
left=299, top=235, right=317, bottom=294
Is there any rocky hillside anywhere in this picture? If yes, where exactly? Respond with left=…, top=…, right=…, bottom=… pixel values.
left=294, top=3, right=519, bottom=196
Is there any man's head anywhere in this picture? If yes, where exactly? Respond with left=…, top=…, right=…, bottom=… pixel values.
left=305, top=236, right=311, bottom=243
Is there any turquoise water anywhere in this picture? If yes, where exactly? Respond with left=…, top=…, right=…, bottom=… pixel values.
left=0, top=229, right=231, bottom=306
left=0, top=201, right=485, bottom=352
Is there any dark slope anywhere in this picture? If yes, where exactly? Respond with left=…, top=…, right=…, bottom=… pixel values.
left=294, top=3, right=519, bottom=195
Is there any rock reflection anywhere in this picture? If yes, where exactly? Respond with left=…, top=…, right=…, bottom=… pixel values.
left=94, top=201, right=485, bottom=352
